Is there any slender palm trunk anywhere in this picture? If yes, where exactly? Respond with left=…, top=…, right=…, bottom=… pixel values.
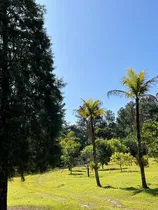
left=90, top=118, right=101, bottom=187
left=136, top=97, right=148, bottom=189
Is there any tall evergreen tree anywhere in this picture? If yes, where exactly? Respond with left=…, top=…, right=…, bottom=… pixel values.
left=0, top=0, right=65, bottom=209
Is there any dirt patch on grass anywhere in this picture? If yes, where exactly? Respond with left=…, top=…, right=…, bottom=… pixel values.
left=107, top=199, right=124, bottom=208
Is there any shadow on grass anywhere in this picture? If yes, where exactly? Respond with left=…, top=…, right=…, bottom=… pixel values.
left=99, top=167, right=128, bottom=172
left=120, top=187, right=143, bottom=195
left=120, top=187, right=158, bottom=196
left=72, top=169, right=86, bottom=172
left=70, top=173, right=84, bottom=176
left=102, top=185, right=158, bottom=196
left=102, top=185, right=116, bottom=189
left=145, top=188, right=158, bottom=196
left=120, top=170, right=139, bottom=173
left=9, top=206, right=51, bottom=210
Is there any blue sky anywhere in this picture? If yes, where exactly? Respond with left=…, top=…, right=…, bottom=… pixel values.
left=37, top=0, right=158, bottom=123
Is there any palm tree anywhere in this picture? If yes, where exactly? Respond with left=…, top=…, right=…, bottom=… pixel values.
left=76, top=99, right=105, bottom=187
left=107, top=69, right=158, bottom=189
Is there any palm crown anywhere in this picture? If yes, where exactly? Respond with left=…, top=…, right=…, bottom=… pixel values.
left=108, top=69, right=158, bottom=100
left=76, top=99, right=105, bottom=120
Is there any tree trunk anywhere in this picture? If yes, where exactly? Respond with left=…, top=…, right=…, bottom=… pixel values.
left=136, top=97, right=148, bottom=188
left=87, top=165, right=90, bottom=177
left=0, top=172, right=8, bottom=210
left=120, top=162, right=122, bottom=172
left=102, top=164, right=104, bottom=169
left=90, top=118, right=101, bottom=187
left=0, top=5, right=9, bottom=210
left=69, top=166, right=72, bottom=174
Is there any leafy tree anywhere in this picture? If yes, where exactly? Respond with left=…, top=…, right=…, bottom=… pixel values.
left=60, top=131, right=81, bottom=174
left=104, top=110, right=115, bottom=125
left=108, top=139, right=127, bottom=154
left=116, top=101, right=136, bottom=138
left=122, top=134, right=147, bottom=157
left=111, top=152, right=134, bottom=172
left=76, top=99, right=104, bottom=187
left=95, top=124, right=117, bottom=140
left=116, top=98, right=158, bottom=139
left=0, top=1, right=64, bottom=209
left=95, top=138, right=112, bottom=168
left=108, top=69, right=158, bottom=188
left=69, top=123, right=88, bottom=149
left=139, top=97, right=158, bottom=123
left=122, top=135, right=138, bottom=157
left=142, top=121, right=158, bottom=160
left=95, top=110, right=116, bottom=139
left=81, top=145, right=93, bottom=177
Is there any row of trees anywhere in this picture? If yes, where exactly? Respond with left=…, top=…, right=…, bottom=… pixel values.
left=63, top=98, right=158, bottom=149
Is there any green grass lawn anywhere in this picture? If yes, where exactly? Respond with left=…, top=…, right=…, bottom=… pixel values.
left=8, top=160, right=158, bottom=210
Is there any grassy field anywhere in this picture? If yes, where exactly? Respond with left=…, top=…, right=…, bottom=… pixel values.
left=8, top=160, right=158, bottom=210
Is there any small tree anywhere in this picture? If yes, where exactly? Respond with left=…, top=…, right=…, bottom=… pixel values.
left=95, top=139, right=112, bottom=169
left=108, top=138, right=127, bottom=154
left=60, top=131, right=80, bottom=174
left=81, top=145, right=93, bottom=177
left=142, top=121, right=158, bottom=160
left=111, top=152, right=134, bottom=172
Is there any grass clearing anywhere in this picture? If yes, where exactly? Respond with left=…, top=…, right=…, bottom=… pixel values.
left=8, top=160, right=158, bottom=210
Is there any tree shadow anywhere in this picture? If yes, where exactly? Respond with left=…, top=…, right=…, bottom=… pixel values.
left=145, top=188, right=158, bottom=196
left=102, top=185, right=116, bottom=189
left=73, top=169, right=86, bottom=172
left=99, top=167, right=127, bottom=172
left=120, top=170, right=139, bottom=173
left=8, top=206, right=51, bottom=210
left=120, top=187, right=143, bottom=195
left=120, top=187, right=158, bottom=196
left=70, top=173, right=84, bottom=176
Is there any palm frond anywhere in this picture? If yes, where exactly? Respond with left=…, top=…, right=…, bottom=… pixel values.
left=91, top=100, right=102, bottom=112
left=94, top=108, right=105, bottom=117
left=143, top=76, right=158, bottom=89
left=107, top=90, right=131, bottom=98
left=122, top=69, right=138, bottom=92
left=127, top=68, right=137, bottom=78
left=122, top=76, right=131, bottom=86
left=139, top=70, right=146, bottom=83
left=76, top=106, right=87, bottom=118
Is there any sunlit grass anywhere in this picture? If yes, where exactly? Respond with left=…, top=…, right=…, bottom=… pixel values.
left=8, top=159, right=158, bottom=210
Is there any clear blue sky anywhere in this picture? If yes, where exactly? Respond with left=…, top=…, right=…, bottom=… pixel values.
left=37, top=0, right=158, bottom=123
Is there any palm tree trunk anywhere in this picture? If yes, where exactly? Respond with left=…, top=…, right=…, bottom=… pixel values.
left=136, top=97, right=148, bottom=189
left=90, top=118, right=101, bottom=187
